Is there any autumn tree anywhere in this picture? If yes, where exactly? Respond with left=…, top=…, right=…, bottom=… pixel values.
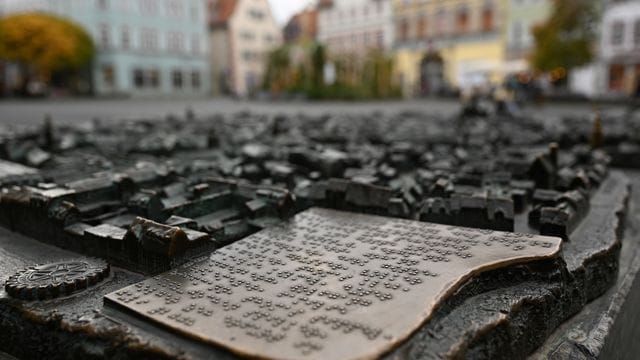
left=263, top=45, right=291, bottom=93
left=311, top=44, right=325, bottom=87
left=0, top=13, right=94, bottom=81
left=366, top=50, right=396, bottom=98
left=530, top=0, right=598, bottom=76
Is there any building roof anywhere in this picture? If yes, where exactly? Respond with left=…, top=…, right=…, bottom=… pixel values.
left=209, top=0, right=237, bottom=29
left=284, top=8, right=318, bottom=43
left=317, top=0, right=333, bottom=10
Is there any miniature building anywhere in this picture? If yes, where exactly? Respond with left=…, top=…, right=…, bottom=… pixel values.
left=420, top=190, right=514, bottom=231
left=0, top=108, right=635, bottom=360
left=539, top=190, right=590, bottom=240
left=0, top=173, right=295, bottom=274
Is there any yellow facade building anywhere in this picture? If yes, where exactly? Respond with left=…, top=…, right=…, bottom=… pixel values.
left=392, top=0, right=508, bottom=97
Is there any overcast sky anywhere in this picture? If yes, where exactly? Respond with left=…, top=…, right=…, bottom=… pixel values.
left=268, top=0, right=315, bottom=25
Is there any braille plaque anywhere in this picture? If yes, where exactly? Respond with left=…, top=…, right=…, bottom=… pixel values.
left=105, top=208, right=561, bottom=359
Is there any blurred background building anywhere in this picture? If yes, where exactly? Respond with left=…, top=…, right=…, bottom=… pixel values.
left=393, top=0, right=505, bottom=97
left=0, top=0, right=638, bottom=101
left=0, top=0, right=211, bottom=97
left=317, top=0, right=394, bottom=55
left=504, top=0, right=551, bottom=73
left=284, top=6, right=317, bottom=44
left=597, top=0, right=640, bottom=98
left=208, top=0, right=282, bottom=97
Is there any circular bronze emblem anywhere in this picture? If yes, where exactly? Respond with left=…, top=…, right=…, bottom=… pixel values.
left=5, top=259, right=110, bottom=300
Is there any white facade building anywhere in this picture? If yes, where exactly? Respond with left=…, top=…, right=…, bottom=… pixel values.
left=505, top=0, right=551, bottom=64
left=208, top=0, right=282, bottom=97
left=597, top=0, right=640, bottom=97
left=0, top=0, right=211, bottom=97
left=317, top=0, right=394, bottom=56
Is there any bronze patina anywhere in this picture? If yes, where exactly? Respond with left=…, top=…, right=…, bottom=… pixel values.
left=105, top=208, right=561, bottom=359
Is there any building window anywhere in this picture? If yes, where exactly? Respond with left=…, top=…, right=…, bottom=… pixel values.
left=417, top=15, right=427, bottom=39
left=168, top=32, right=184, bottom=53
left=134, top=69, right=144, bottom=88
left=99, top=24, right=110, bottom=49
left=141, top=28, right=158, bottom=51
left=190, top=4, right=199, bottom=21
left=242, top=50, right=253, bottom=61
left=241, top=31, right=254, bottom=41
left=150, top=69, right=160, bottom=88
left=172, top=70, right=183, bottom=89
left=140, top=0, right=158, bottom=14
left=456, top=7, right=469, bottom=34
left=634, top=20, right=640, bottom=47
left=167, top=0, right=183, bottom=17
left=436, top=9, right=446, bottom=36
left=611, top=21, right=624, bottom=45
left=482, top=4, right=494, bottom=31
left=191, top=71, right=201, bottom=89
left=248, top=9, right=264, bottom=20
left=376, top=31, right=384, bottom=48
left=608, top=64, right=625, bottom=91
left=119, top=0, right=131, bottom=12
left=97, top=0, right=108, bottom=10
left=121, top=26, right=130, bottom=49
left=191, top=34, right=200, bottom=54
left=513, top=22, right=523, bottom=47
left=133, top=68, right=161, bottom=89
left=399, top=18, right=409, bottom=41
left=102, top=64, right=115, bottom=87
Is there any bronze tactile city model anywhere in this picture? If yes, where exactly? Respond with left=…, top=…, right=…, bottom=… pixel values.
left=0, top=109, right=637, bottom=359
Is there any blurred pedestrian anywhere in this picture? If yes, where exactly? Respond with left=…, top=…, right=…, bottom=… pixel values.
left=494, top=84, right=520, bottom=117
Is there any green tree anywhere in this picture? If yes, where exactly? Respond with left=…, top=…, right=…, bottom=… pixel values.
left=0, top=12, right=94, bottom=80
left=531, top=0, right=598, bottom=74
left=311, top=44, right=325, bottom=87
left=263, top=45, right=291, bottom=93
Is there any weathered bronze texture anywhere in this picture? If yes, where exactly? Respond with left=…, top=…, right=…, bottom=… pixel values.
left=106, top=208, right=561, bottom=359
left=5, top=259, right=109, bottom=300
